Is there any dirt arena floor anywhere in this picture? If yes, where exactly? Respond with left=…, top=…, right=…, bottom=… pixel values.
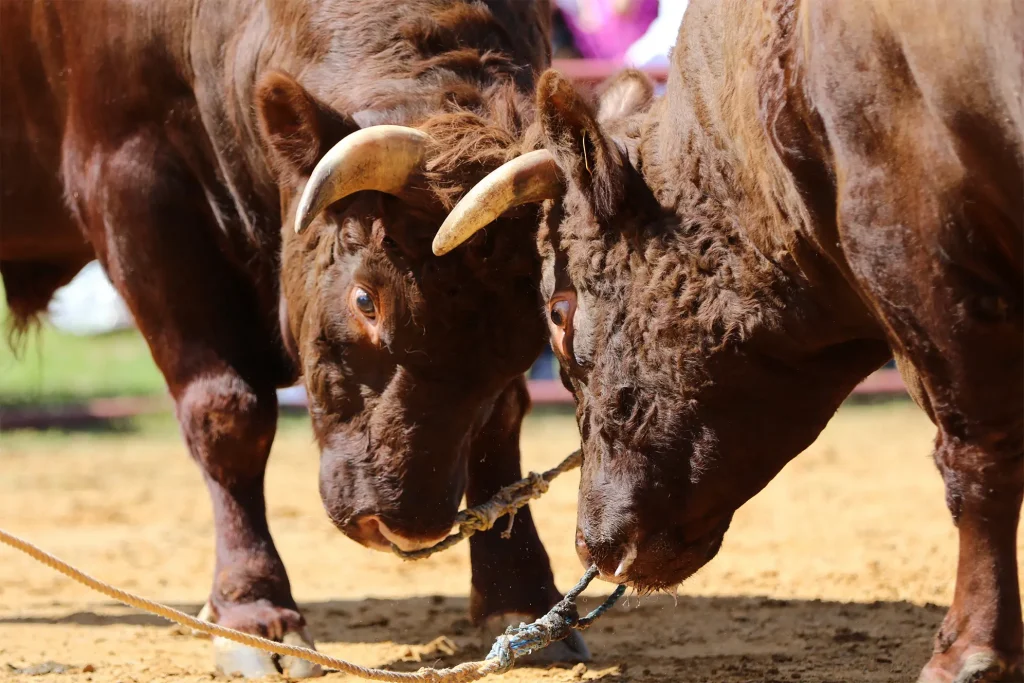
left=1, top=401, right=1021, bottom=682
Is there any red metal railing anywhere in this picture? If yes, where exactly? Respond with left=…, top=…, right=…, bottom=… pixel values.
left=551, top=58, right=670, bottom=86
left=527, top=369, right=906, bottom=406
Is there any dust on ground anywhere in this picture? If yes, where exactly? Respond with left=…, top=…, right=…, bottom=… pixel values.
left=1, top=402, right=1020, bottom=682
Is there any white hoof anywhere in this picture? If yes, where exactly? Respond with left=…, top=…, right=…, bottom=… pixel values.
left=278, top=630, right=325, bottom=679
left=480, top=613, right=591, bottom=665
left=213, top=629, right=324, bottom=679
left=196, top=603, right=323, bottom=678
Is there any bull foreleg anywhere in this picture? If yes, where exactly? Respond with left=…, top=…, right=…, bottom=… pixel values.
left=465, top=376, right=590, bottom=663
left=64, top=132, right=320, bottom=678
left=922, top=438, right=1023, bottom=683
left=180, top=375, right=321, bottom=679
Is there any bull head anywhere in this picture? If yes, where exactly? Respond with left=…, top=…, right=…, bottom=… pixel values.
left=255, top=70, right=546, bottom=556
left=439, top=68, right=889, bottom=592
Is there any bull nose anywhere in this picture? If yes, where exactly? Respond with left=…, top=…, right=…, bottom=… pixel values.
left=575, top=528, right=636, bottom=584
left=353, top=515, right=452, bottom=553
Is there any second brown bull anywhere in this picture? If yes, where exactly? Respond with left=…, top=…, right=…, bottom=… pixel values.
left=437, top=0, right=1024, bottom=681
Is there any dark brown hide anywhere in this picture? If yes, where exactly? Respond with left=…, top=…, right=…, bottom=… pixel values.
left=476, top=0, right=1022, bottom=679
left=0, top=0, right=584, bottom=666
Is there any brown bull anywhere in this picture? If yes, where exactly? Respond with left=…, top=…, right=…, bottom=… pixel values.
left=438, top=0, right=1024, bottom=679
left=0, top=0, right=589, bottom=675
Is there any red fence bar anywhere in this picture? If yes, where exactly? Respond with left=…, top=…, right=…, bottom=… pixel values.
left=552, top=58, right=669, bottom=87
left=526, top=368, right=908, bottom=406
left=0, top=369, right=907, bottom=430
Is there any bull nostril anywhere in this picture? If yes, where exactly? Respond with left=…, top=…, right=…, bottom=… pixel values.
left=576, top=527, right=638, bottom=584
left=348, top=514, right=391, bottom=552
left=575, top=528, right=593, bottom=568
left=612, top=542, right=637, bottom=580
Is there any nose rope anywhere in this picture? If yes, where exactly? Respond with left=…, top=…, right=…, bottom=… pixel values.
left=391, top=449, right=582, bottom=560
left=0, top=528, right=622, bottom=681
left=486, top=567, right=626, bottom=673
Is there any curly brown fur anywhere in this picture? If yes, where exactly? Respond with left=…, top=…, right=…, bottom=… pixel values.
left=523, top=3, right=1023, bottom=678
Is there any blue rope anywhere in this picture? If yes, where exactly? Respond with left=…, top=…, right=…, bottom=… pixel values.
left=484, top=567, right=627, bottom=673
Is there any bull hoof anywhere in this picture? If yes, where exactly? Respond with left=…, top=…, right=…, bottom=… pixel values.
left=213, top=629, right=323, bottom=678
left=918, top=649, right=1023, bottom=683
left=480, top=612, right=591, bottom=665
left=196, top=601, right=324, bottom=678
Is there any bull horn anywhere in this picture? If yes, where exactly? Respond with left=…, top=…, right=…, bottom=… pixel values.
left=294, top=125, right=432, bottom=234
left=432, top=149, right=563, bottom=256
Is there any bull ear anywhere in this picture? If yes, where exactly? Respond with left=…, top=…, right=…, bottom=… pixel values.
left=536, top=69, right=627, bottom=220
left=596, top=68, right=655, bottom=125
left=256, top=70, right=357, bottom=177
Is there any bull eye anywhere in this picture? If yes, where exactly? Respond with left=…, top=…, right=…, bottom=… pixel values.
left=352, top=287, right=377, bottom=319
left=547, top=292, right=577, bottom=367
left=550, top=299, right=571, bottom=327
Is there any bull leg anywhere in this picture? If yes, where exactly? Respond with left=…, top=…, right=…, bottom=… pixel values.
left=64, top=133, right=319, bottom=678
left=815, top=24, right=1024, bottom=669
left=179, top=373, right=320, bottom=679
left=829, top=161, right=1023, bottom=682
left=923, top=439, right=1023, bottom=683
left=843, top=231, right=1023, bottom=681
left=466, top=377, right=590, bottom=663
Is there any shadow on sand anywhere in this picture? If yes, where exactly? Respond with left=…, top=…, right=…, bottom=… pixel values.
left=0, top=593, right=946, bottom=682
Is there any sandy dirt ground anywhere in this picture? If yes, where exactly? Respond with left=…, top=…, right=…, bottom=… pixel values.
left=1, top=402, right=1021, bottom=683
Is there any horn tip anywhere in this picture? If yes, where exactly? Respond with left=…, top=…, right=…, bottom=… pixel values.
left=431, top=234, right=453, bottom=256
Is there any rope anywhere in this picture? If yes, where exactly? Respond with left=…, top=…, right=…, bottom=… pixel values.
left=392, top=449, right=583, bottom=560
left=484, top=569, right=626, bottom=673
left=0, top=528, right=622, bottom=682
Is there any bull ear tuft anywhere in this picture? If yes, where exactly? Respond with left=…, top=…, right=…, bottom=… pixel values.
left=536, top=69, right=626, bottom=220
left=256, top=70, right=357, bottom=177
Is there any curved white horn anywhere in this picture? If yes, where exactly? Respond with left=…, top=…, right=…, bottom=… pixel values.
left=294, top=125, right=432, bottom=234
left=432, top=149, right=563, bottom=256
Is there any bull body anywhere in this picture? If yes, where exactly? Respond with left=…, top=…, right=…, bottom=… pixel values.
left=441, top=0, right=1023, bottom=679
left=0, top=0, right=589, bottom=675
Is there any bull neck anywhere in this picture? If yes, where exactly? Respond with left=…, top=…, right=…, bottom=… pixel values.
left=637, top=38, right=885, bottom=356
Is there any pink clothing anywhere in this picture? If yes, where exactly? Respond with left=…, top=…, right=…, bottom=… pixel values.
left=559, top=0, right=660, bottom=61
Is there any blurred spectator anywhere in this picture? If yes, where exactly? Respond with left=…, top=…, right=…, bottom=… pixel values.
left=624, top=0, right=689, bottom=68
left=48, top=260, right=134, bottom=336
left=554, top=0, right=659, bottom=61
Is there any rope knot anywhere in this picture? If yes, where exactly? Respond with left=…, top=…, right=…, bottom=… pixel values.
left=525, top=471, right=549, bottom=496
left=459, top=507, right=492, bottom=532
left=391, top=450, right=581, bottom=561
left=484, top=593, right=580, bottom=671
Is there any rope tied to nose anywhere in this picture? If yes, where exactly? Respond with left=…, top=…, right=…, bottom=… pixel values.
left=392, top=449, right=581, bottom=560
left=0, top=527, right=624, bottom=681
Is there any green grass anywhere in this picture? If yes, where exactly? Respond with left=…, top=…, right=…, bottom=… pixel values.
left=1, top=287, right=165, bottom=407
